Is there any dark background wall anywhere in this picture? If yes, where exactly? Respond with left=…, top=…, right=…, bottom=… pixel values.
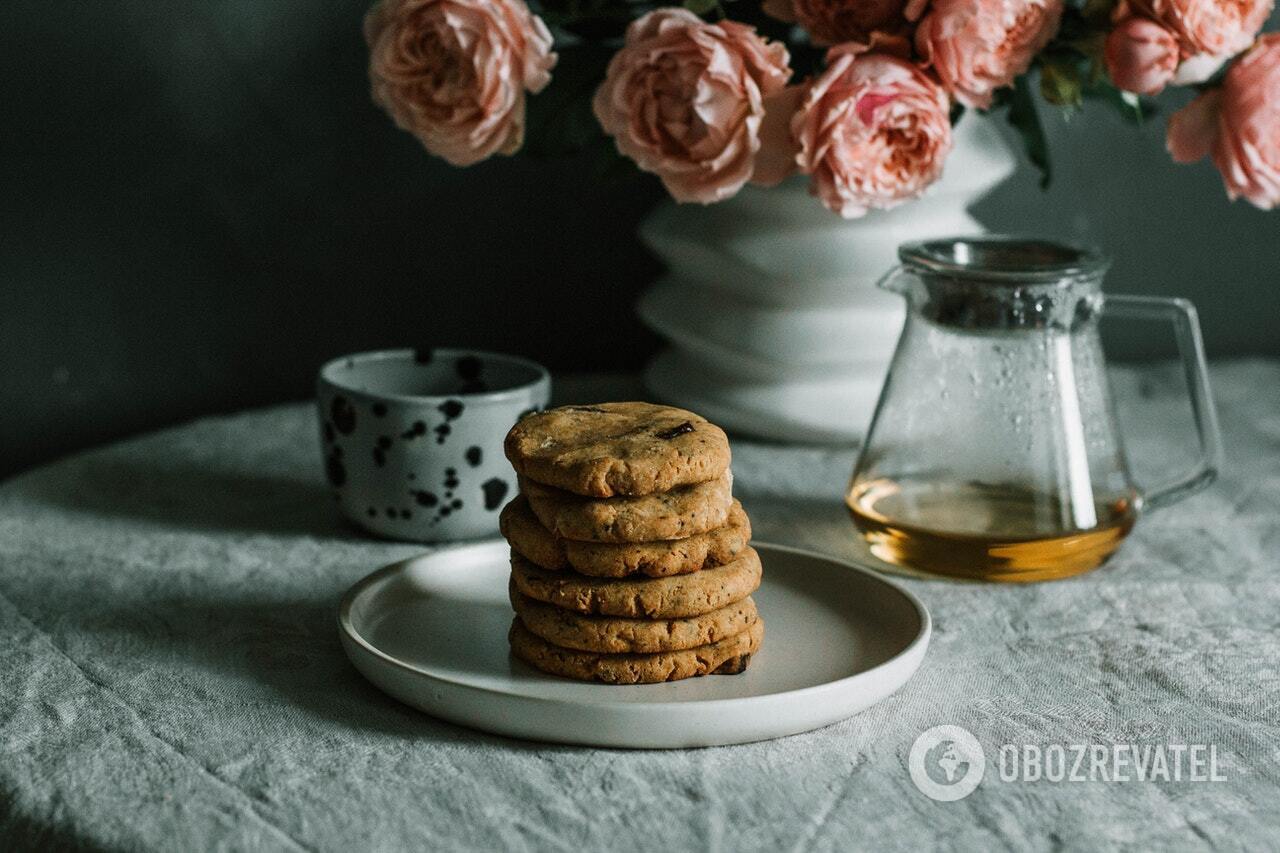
left=3, top=1, right=1278, bottom=480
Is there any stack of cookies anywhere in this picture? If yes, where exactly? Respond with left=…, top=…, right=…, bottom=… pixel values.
left=500, top=402, right=763, bottom=684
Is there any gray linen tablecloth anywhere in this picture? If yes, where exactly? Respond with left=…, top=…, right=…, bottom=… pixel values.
left=2, top=361, right=1278, bottom=851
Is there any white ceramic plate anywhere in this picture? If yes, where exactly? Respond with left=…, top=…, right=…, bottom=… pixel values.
left=339, top=541, right=930, bottom=748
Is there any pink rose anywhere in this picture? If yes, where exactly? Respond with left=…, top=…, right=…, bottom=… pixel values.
left=761, top=0, right=913, bottom=48
left=1166, top=89, right=1221, bottom=162
left=915, top=0, right=1063, bottom=109
left=364, top=0, right=556, bottom=167
left=1120, top=0, right=1273, bottom=62
left=593, top=9, right=792, bottom=204
left=1167, top=34, right=1280, bottom=209
left=792, top=48, right=953, bottom=218
left=1105, top=17, right=1180, bottom=94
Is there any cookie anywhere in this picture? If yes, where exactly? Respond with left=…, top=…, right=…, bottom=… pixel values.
left=503, top=402, right=731, bottom=497
left=508, top=617, right=763, bottom=684
left=512, top=584, right=760, bottom=653
left=500, top=495, right=752, bottom=577
left=509, top=547, right=762, bottom=618
left=519, top=471, right=733, bottom=543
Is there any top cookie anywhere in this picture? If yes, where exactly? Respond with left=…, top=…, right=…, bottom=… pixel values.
left=504, top=402, right=730, bottom=497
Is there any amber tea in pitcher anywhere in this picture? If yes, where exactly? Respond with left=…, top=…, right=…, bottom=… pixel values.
left=848, top=237, right=1222, bottom=583
left=847, top=480, right=1138, bottom=582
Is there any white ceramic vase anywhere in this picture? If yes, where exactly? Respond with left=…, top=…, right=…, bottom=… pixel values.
left=637, top=114, right=1018, bottom=443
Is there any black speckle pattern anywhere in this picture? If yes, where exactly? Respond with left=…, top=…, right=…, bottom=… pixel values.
left=455, top=356, right=487, bottom=393
left=331, top=363, right=544, bottom=533
left=325, top=449, right=346, bottom=487
left=330, top=396, right=357, bottom=435
left=407, top=464, right=485, bottom=526
left=482, top=478, right=509, bottom=511
left=438, top=399, right=464, bottom=421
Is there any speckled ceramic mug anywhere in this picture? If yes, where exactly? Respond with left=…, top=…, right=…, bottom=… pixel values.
left=317, top=348, right=550, bottom=542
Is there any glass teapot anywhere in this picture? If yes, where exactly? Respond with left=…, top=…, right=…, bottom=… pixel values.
left=847, top=237, right=1223, bottom=582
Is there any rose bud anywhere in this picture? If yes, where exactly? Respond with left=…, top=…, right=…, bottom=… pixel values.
left=1105, top=17, right=1180, bottom=95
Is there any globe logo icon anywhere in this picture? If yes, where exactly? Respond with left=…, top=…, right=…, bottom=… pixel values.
left=909, top=726, right=985, bottom=801
left=924, top=740, right=970, bottom=786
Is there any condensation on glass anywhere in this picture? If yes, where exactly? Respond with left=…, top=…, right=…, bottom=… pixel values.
left=848, top=237, right=1223, bottom=582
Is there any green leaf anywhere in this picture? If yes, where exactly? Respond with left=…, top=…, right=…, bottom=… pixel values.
left=1004, top=74, right=1053, bottom=189
left=1040, top=58, right=1084, bottom=114
left=531, top=0, right=647, bottom=38
left=1068, top=31, right=1108, bottom=63
left=682, top=0, right=720, bottom=14
left=1052, top=5, right=1103, bottom=46
left=521, top=44, right=612, bottom=157
left=1080, top=0, right=1117, bottom=23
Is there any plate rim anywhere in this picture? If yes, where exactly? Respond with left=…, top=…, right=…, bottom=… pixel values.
left=337, top=539, right=932, bottom=712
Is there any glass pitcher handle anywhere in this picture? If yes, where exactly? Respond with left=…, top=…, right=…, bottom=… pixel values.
left=1101, top=294, right=1225, bottom=509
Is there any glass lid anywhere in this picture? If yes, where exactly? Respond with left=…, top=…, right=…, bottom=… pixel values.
left=899, top=236, right=1110, bottom=286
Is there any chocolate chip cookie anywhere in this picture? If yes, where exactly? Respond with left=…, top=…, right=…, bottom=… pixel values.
left=519, top=471, right=732, bottom=543
left=500, top=495, right=752, bottom=577
left=508, top=617, right=762, bottom=684
left=512, top=583, right=759, bottom=653
left=509, top=547, right=762, bottom=618
left=503, top=402, right=731, bottom=497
